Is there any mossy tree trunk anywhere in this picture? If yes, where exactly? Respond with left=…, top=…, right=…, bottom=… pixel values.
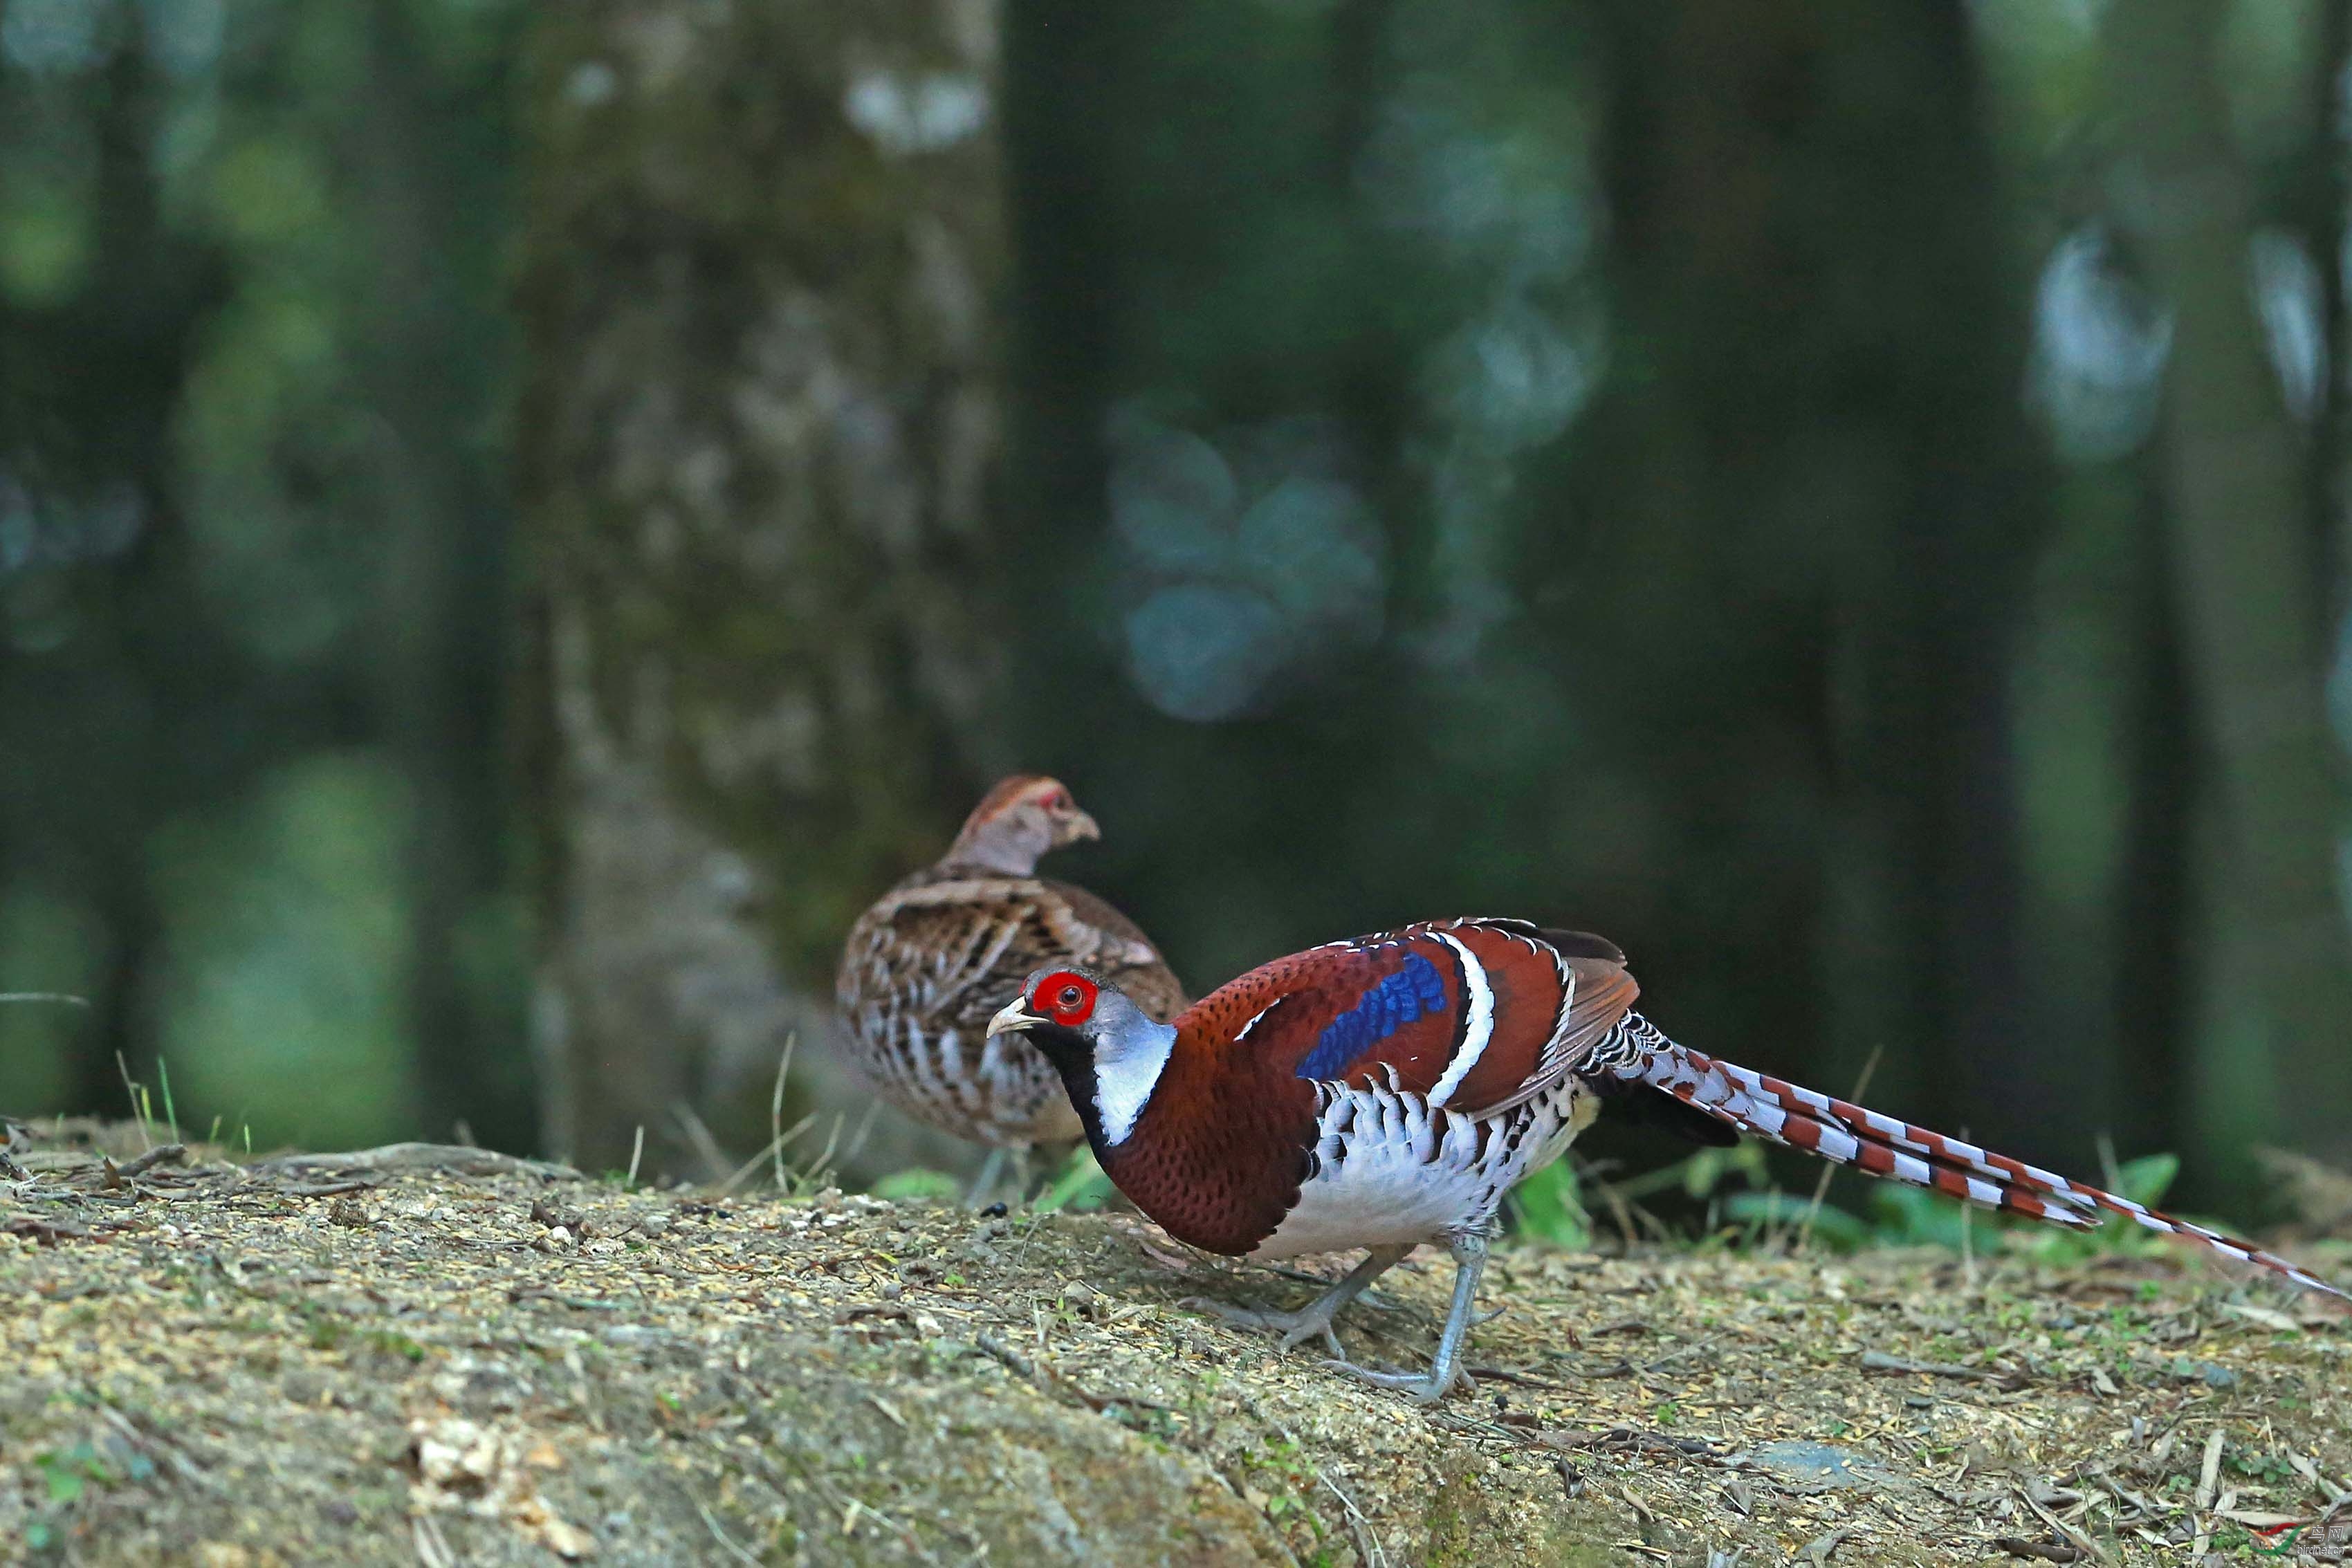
left=517, top=0, right=1013, bottom=1175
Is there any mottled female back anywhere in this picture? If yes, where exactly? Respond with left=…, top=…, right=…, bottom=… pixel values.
left=834, top=776, right=1187, bottom=1150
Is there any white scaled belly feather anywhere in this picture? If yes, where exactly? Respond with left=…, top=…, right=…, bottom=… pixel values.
left=1249, top=1077, right=1589, bottom=1261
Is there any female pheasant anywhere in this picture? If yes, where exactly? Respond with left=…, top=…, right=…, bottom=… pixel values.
left=836, top=775, right=1187, bottom=1195
left=989, top=916, right=2347, bottom=1402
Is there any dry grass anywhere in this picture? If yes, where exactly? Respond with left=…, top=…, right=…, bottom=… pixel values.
left=2, top=1121, right=2348, bottom=1566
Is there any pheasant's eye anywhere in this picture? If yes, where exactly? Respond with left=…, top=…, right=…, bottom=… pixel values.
left=1045, top=790, right=1071, bottom=811
left=1035, top=970, right=1096, bottom=1025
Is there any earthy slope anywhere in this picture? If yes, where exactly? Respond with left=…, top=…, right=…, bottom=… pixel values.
left=3, top=1129, right=2349, bottom=1566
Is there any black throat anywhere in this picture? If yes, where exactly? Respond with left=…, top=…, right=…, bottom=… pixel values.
left=1020, top=1022, right=1117, bottom=1166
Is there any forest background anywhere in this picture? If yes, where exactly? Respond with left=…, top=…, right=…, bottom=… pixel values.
left=4, top=0, right=2350, bottom=1229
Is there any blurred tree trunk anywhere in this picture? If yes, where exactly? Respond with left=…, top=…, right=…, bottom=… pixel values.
left=518, top=1, right=1013, bottom=1175
left=2106, top=0, right=2352, bottom=1174
left=10, top=50, right=223, bottom=1123
left=2304, top=0, right=2351, bottom=616
left=2111, top=463, right=2195, bottom=1174
left=1577, top=1, right=2055, bottom=1151
left=356, top=1, right=533, bottom=1152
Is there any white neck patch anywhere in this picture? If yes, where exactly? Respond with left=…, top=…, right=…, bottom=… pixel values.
left=1092, top=1022, right=1177, bottom=1147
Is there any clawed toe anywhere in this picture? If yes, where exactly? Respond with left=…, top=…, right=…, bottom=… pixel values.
left=1180, top=1295, right=1280, bottom=1330
left=1183, top=1295, right=1340, bottom=1355
left=1179, top=1248, right=1414, bottom=1369
left=1320, top=1358, right=1463, bottom=1405
left=1274, top=1318, right=1345, bottom=1356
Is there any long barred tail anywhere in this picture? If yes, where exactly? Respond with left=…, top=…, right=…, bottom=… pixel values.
left=1605, top=1017, right=2349, bottom=1304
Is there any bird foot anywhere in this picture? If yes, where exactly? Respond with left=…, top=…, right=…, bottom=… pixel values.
left=1179, top=1296, right=1348, bottom=1358
left=1320, top=1357, right=1473, bottom=1405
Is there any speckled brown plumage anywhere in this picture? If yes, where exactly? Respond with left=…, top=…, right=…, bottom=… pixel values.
left=834, top=777, right=1186, bottom=1150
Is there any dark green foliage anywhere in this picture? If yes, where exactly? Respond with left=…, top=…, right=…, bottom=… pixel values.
left=0, top=1, right=530, bottom=1152
left=3, top=0, right=2347, bottom=1223
left=1509, top=1161, right=1592, bottom=1253
left=1004, top=0, right=2352, bottom=1217
left=1722, top=1149, right=2187, bottom=1258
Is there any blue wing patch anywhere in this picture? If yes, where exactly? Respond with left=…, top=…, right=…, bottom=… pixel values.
left=1295, top=952, right=1450, bottom=1080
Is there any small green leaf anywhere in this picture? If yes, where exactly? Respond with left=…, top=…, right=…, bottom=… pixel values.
left=2113, top=1153, right=2178, bottom=1208
left=1509, top=1161, right=1591, bottom=1251
left=37, top=1453, right=84, bottom=1506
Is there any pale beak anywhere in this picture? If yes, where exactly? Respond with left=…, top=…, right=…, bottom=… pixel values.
left=987, top=999, right=1046, bottom=1039
left=1067, top=810, right=1100, bottom=842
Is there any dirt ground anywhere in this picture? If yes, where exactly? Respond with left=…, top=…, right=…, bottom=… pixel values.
left=3, top=1123, right=2349, bottom=1567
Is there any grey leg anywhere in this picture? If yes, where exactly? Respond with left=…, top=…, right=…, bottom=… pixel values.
left=965, top=1146, right=1010, bottom=1208
left=1184, top=1244, right=1414, bottom=1358
left=1325, top=1231, right=1490, bottom=1404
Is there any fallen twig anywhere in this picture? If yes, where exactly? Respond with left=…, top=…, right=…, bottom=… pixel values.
left=106, top=1143, right=188, bottom=1186
left=690, top=1488, right=765, bottom=1568
left=1467, top=1364, right=1579, bottom=1391
left=1523, top=1424, right=1730, bottom=1462
left=121, top=1142, right=186, bottom=1177
left=2018, top=1484, right=2109, bottom=1565
left=838, top=1302, right=915, bottom=1326
left=1859, top=1349, right=2023, bottom=1389
left=975, top=1331, right=1035, bottom=1377
left=266, top=1179, right=380, bottom=1199
left=251, top=1143, right=577, bottom=1179
left=973, top=1331, right=1179, bottom=1417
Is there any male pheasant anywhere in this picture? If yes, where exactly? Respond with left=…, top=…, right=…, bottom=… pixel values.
left=989, top=917, right=2347, bottom=1402
left=836, top=775, right=1187, bottom=1195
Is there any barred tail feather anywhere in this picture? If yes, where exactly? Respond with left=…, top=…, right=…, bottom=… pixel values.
left=1607, top=1020, right=2349, bottom=1304
left=1613, top=1028, right=2102, bottom=1230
